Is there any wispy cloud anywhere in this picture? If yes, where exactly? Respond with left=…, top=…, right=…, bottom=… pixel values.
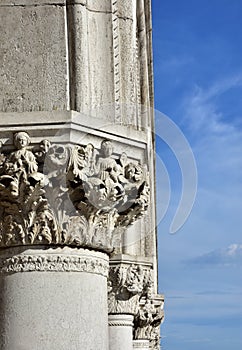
left=187, top=244, right=242, bottom=267
left=159, top=55, right=194, bottom=72
left=182, top=74, right=242, bottom=135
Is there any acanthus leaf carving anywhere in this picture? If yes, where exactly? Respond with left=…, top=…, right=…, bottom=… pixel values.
left=0, top=133, right=150, bottom=252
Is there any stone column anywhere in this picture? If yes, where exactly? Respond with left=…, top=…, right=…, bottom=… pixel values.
left=0, top=247, right=109, bottom=350
left=108, top=314, right=134, bottom=350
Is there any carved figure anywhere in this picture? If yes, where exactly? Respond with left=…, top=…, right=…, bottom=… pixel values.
left=10, top=132, right=38, bottom=175
left=0, top=134, right=150, bottom=251
left=95, top=139, right=119, bottom=182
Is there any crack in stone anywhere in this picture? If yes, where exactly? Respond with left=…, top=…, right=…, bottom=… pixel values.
left=0, top=3, right=65, bottom=7
left=68, top=3, right=133, bottom=21
left=0, top=2, right=133, bottom=21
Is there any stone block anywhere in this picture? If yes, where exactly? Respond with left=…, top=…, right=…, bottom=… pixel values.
left=0, top=3, right=68, bottom=112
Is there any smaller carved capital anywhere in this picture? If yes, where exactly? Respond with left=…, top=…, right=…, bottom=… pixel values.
left=134, top=294, right=165, bottom=349
left=108, top=262, right=153, bottom=315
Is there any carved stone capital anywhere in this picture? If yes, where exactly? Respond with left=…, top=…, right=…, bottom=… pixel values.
left=0, top=133, right=150, bottom=253
left=134, top=294, right=165, bottom=350
left=108, top=261, right=154, bottom=315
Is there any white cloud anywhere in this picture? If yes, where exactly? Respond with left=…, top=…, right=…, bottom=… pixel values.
left=182, top=74, right=242, bottom=135
left=188, top=244, right=242, bottom=267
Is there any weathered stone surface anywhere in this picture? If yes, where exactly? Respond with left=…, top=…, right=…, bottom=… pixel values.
left=0, top=3, right=68, bottom=113
left=67, top=4, right=114, bottom=116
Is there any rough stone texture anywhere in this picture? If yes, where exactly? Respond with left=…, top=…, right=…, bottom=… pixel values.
left=0, top=247, right=109, bottom=350
left=67, top=4, right=114, bottom=117
left=0, top=2, right=69, bottom=112
left=109, top=314, right=134, bottom=350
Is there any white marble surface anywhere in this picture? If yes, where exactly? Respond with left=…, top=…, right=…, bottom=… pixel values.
left=109, top=314, right=134, bottom=350
left=0, top=247, right=109, bottom=350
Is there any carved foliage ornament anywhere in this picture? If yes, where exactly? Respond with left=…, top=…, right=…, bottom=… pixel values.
left=0, top=254, right=109, bottom=277
left=0, top=133, right=150, bottom=251
left=134, top=295, right=164, bottom=349
left=108, top=264, right=153, bottom=315
left=108, top=262, right=164, bottom=347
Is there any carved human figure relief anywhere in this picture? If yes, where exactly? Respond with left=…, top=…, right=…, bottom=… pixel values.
left=10, top=132, right=38, bottom=174
left=0, top=133, right=150, bottom=251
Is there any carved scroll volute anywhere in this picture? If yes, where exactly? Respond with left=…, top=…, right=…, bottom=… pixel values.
left=0, top=134, right=150, bottom=252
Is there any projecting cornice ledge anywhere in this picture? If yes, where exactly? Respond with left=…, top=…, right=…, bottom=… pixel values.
left=0, top=132, right=150, bottom=253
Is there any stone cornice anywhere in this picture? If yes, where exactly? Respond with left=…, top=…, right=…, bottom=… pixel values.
left=110, top=254, right=153, bottom=266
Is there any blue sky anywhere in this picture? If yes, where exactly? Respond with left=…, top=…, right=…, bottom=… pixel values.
left=152, top=1, right=242, bottom=349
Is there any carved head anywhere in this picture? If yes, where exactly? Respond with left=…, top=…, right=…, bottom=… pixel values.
left=84, top=177, right=107, bottom=204
left=85, top=143, right=94, bottom=160
left=101, top=140, right=113, bottom=158
left=14, top=132, right=31, bottom=150
left=125, top=163, right=143, bottom=182
left=46, top=144, right=69, bottom=167
left=120, top=152, right=128, bottom=167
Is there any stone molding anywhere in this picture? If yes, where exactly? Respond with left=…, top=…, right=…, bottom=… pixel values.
left=108, top=314, right=134, bottom=328
left=111, top=0, right=122, bottom=124
left=0, top=254, right=109, bottom=276
left=133, top=340, right=150, bottom=349
left=0, top=132, right=150, bottom=253
left=0, top=246, right=109, bottom=276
